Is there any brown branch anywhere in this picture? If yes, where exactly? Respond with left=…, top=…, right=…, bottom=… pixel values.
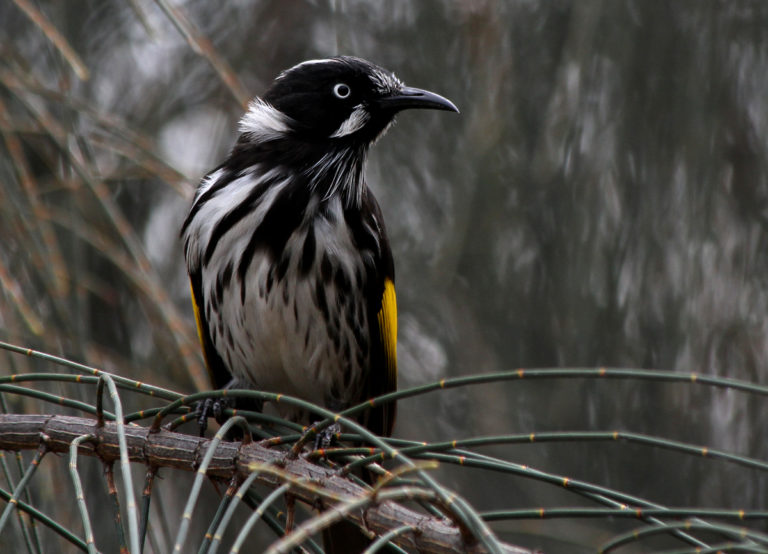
left=0, top=413, right=532, bottom=554
left=152, top=0, right=250, bottom=109
left=11, top=0, right=89, bottom=80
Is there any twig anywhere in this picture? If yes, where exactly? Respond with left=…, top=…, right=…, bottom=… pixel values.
left=0, top=413, right=531, bottom=554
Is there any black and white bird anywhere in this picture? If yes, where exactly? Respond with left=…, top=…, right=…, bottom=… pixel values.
left=181, top=56, right=457, bottom=444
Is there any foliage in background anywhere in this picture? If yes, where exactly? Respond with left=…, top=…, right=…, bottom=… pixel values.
left=2, top=342, right=768, bottom=553
left=1, top=1, right=768, bottom=552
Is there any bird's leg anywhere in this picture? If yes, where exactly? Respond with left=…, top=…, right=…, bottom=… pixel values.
left=289, top=400, right=344, bottom=458
left=195, top=378, right=263, bottom=437
left=313, top=397, right=345, bottom=450
left=313, top=421, right=342, bottom=451
left=195, top=398, right=214, bottom=436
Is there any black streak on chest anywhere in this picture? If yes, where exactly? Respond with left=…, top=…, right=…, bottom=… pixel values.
left=237, top=178, right=311, bottom=303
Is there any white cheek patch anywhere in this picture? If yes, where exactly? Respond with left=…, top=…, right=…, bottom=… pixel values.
left=330, top=105, right=370, bottom=138
left=239, top=98, right=291, bottom=141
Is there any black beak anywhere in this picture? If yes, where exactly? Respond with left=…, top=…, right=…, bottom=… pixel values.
left=377, top=86, right=459, bottom=113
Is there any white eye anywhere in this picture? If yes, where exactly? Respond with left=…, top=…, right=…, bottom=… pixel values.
left=333, top=83, right=351, bottom=99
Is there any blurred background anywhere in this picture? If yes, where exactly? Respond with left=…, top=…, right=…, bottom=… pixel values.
left=2, top=1, right=768, bottom=552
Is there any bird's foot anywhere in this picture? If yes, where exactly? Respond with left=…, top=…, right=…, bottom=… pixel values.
left=313, top=422, right=342, bottom=451
left=195, top=377, right=263, bottom=438
left=288, top=421, right=342, bottom=459
left=195, top=396, right=235, bottom=437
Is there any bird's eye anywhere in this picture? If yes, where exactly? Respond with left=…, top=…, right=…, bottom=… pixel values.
left=333, top=83, right=351, bottom=99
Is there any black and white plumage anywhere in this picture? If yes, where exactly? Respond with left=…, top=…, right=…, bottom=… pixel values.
left=181, top=56, right=457, bottom=438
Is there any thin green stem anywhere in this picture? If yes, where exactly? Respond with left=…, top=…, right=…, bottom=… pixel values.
left=172, top=416, right=249, bottom=554
left=68, top=435, right=98, bottom=554
left=229, top=484, right=290, bottom=554
left=0, top=444, right=46, bottom=535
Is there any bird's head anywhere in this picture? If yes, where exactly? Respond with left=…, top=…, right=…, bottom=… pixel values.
left=240, top=56, right=458, bottom=146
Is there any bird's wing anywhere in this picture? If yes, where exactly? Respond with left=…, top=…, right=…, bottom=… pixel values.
left=359, top=189, right=398, bottom=438
left=373, top=276, right=398, bottom=436
left=188, top=270, right=232, bottom=391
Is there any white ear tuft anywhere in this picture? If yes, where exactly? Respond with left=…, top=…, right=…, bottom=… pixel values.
left=238, top=99, right=291, bottom=141
left=330, top=105, right=370, bottom=138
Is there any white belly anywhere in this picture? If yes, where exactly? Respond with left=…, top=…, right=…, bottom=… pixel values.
left=202, top=209, right=370, bottom=419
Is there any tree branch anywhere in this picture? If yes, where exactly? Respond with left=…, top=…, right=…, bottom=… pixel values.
left=0, top=413, right=531, bottom=554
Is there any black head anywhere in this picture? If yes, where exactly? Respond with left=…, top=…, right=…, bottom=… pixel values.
left=258, top=56, right=458, bottom=144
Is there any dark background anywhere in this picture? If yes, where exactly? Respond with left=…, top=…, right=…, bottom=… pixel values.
left=2, top=1, right=767, bottom=551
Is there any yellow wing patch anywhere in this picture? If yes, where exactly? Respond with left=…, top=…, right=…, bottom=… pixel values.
left=189, top=279, right=220, bottom=388
left=190, top=281, right=207, bottom=353
left=376, top=277, right=398, bottom=394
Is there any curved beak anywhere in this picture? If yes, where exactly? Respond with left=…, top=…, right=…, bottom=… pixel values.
left=377, top=86, right=459, bottom=113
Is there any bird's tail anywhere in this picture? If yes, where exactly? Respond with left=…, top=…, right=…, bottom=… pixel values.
left=322, top=519, right=373, bottom=554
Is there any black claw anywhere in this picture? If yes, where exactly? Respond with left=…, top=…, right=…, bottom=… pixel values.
left=195, top=397, right=217, bottom=436
left=313, top=422, right=342, bottom=451
left=195, top=396, right=237, bottom=436
left=212, top=399, right=225, bottom=423
left=196, top=377, right=265, bottom=438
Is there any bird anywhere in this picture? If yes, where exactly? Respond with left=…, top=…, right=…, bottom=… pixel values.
left=181, top=56, right=457, bottom=550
